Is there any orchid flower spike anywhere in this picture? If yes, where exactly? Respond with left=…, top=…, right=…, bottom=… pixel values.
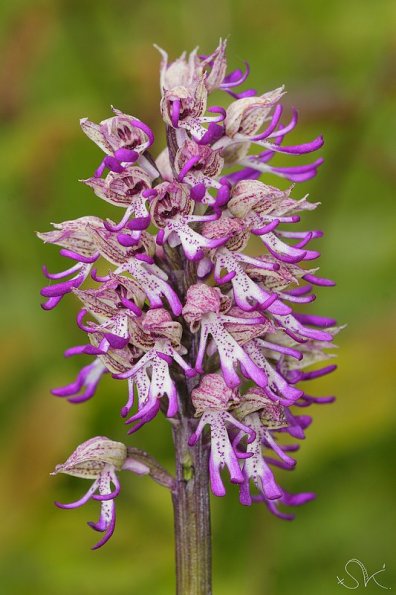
left=38, top=39, right=339, bottom=552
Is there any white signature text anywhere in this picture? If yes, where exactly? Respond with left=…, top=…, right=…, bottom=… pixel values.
left=337, top=559, right=391, bottom=590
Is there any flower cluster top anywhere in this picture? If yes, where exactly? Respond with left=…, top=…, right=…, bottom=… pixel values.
left=39, top=40, right=338, bottom=548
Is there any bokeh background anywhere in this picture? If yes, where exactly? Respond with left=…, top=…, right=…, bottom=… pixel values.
left=1, top=1, right=396, bottom=593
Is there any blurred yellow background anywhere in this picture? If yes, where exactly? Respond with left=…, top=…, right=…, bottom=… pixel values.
left=1, top=0, right=396, bottom=593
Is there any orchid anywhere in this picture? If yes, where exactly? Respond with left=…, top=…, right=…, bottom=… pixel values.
left=39, top=39, right=339, bottom=594
left=188, top=374, right=255, bottom=497
left=52, top=437, right=174, bottom=549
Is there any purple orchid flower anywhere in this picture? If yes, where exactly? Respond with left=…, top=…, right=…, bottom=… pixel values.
left=80, top=107, right=155, bottom=178
left=188, top=374, right=256, bottom=497
left=52, top=437, right=150, bottom=549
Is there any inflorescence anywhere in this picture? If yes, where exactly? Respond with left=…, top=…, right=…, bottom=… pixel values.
left=39, top=39, right=339, bottom=548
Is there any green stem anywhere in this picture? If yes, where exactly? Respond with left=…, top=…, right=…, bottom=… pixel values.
left=172, top=418, right=212, bottom=595
left=168, top=235, right=211, bottom=593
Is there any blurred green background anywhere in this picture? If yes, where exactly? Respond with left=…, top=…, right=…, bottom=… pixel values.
left=1, top=0, right=396, bottom=593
